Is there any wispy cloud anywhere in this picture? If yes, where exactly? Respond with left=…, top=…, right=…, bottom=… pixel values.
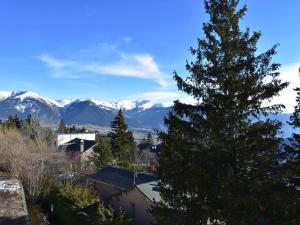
left=39, top=54, right=76, bottom=68
left=38, top=41, right=169, bottom=87
left=85, top=54, right=168, bottom=87
left=122, top=36, right=132, bottom=44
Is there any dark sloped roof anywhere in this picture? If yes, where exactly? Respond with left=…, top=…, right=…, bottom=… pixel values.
left=92, top=166, right=158, bottom=191
left=61, top=138, right=96, bottom=153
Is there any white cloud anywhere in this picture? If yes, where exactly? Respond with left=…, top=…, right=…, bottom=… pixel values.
left=130, top=91, right=179, bottom=102
left=38, top=52, right=169, bottom=87
left=85, top=54, right=168, bottom=87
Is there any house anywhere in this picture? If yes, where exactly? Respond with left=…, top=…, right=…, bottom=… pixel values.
left=90, top=166, right=160, bottom=225
left=110, top=180, right=161, bottom=225
left=59, top=138, right=96, bottom=162
left=56, top=132, right=96, bottom=147
left=57, top=132, right=97, bottom=164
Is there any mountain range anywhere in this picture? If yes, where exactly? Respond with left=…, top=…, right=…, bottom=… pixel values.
left=0, top=91, right=171, bottom=130
left=0, top=91, right=295, bottom=137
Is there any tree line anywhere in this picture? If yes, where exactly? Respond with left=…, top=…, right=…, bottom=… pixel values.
left=58, top=119, right=89, bottom=133
left=0, top=113, right=55, bottom=146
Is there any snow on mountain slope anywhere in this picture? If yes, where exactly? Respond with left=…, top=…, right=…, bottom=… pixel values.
left=137, top=101, right=159, bottom=111
left=0, top=91, right=12, bottom=101
left=59, top=99, right=163, bottom=111
left=56, top=99, right=79, bottom=107
left=89, top=99, right=115, bottom=109
left=116, top=100, right=136, bottom=110
left=0, top=91, right=62, bottom=125
left=134, top=100, right=170, bottom=111
left=10, top=91, right=61, bottom=107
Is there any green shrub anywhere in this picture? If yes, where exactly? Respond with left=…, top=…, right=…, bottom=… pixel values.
left=46, top=181, right=133, bottom=225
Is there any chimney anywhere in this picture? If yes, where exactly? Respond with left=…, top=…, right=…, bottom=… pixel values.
left=80, top=139, right=84, bottom=152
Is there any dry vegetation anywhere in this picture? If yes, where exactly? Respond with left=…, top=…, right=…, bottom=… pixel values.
left=0, top=128, right=67, bottom=202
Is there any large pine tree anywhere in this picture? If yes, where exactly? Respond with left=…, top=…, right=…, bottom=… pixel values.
left=108, top=110, right=136, bottom=166
left=284, top=82, right=300, bottom=223
left=153, top=0, right=296, bottom=224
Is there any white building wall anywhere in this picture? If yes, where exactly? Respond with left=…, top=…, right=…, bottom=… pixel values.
left=57, top=133, right=96, bottom=147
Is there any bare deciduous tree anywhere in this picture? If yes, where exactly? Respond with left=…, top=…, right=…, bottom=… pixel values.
left=0, top=129, right=66, bottom=202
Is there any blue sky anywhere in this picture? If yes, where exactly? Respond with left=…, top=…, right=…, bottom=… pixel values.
left=0, top=0, right=300, bottom=111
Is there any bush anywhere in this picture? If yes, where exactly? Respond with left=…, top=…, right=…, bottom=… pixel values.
left=47, top=181, right=133, bottom=225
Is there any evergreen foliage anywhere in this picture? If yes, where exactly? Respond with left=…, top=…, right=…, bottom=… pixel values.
left=47, top=181, right=133, bottom=225
left=3, top=114, right=22, bottom=129
left=153, top=0, right=296, bottom=224
left=89, top=135, right=113, bottom=169
left=146, top=132, right=154, bottom=145
left=287, top=87, right=300, bottom=187
left=58, top=119, right=67, bottom=133
left=284, top=85, right=300, bottom=223
left=69, top=125, right=77, bottom=133
left=60, top=124, right=89, bottom=133
left=108, top=110, right=137, bottom=166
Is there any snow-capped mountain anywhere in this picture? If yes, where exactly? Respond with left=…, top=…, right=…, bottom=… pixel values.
left=59, top=98, right=171, bottom=128
left=57, top=98, right=170, bottom=111
left=0, top=91, right=12, bottom=101
left=0, top=91, right=171, bottom=129
left=0, top=91, right=61, bottom=126
left=0, top=91, right=294, bottom=137
left=55, top=99, right=78, bottom=108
